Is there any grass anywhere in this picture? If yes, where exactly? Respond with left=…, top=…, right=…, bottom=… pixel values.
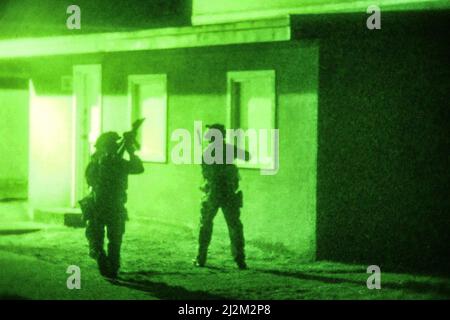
left=0, top=214, right=449, bottom=299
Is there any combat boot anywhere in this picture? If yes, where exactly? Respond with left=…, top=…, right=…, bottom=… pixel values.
left=237, top=260, right=247, bottom=270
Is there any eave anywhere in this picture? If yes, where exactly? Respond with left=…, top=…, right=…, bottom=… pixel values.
left=0, top=17, right=291, bottom=60
left=192, top=0, right=450, bottom=25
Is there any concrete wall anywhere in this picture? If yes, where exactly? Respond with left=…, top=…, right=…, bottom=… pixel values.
left=0, top=85, right=29, bottom=199
left=28, top=85, right=73, bottom=209
left=313, top=11, right=450, bottom=275
left=101, top=41, right=319, bottom=259
left=26, top=55, right=101, bottom=210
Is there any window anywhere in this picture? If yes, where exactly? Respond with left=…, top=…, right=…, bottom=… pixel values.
left=227, top=70, right=276, bottom=170
left=128, top=74, right=167, bottom=163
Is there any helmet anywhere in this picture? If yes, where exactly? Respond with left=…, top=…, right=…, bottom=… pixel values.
left=95, top=132, right=120, bottom=151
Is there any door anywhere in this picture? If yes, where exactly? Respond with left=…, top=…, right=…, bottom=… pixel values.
left=71, top=65, right=102, bottom=207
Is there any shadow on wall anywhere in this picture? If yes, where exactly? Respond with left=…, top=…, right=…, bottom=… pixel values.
left=315, top=11, right=450, bottom=276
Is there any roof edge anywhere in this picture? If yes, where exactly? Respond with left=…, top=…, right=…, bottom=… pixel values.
left=0, top=17, right=291, bottom=60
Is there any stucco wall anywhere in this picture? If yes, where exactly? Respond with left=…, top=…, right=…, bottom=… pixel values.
left=28, top=82, right=73, bottom=209
left=315, top=11, right=450, bottom=275
left=0, top=87, right=28, bottom=199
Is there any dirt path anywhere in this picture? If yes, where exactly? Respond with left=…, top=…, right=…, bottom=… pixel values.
left=0, top=219, right=449, bottom=300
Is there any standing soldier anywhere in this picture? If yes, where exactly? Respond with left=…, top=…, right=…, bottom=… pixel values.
left=81, top=121, right=144, bottom=278
left=194, top=123, right=250, bottom=270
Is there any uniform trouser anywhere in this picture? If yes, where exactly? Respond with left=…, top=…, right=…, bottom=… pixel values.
left=86, top=213, right=125, bottom=274
left=197, top=198, right=245, bottom=265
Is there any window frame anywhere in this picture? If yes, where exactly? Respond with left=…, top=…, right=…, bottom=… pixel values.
left=128, top=74, right=168, bottom=163
left=226, top=70, right=277, bottom=170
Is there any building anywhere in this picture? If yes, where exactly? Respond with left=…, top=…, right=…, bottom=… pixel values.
left=0, top=0, right=448, bottom=274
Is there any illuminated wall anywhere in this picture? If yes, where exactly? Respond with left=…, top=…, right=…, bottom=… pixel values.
left=0, top=85, right=28, bottom=199
left=26, top=55, right=102, bottom=210
left=28, top=84, right=73, bottom=209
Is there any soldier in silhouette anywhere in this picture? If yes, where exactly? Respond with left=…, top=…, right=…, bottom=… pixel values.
left=84, top=130, right=144, bottom=278
left=194, top=124, right=250, bottom=270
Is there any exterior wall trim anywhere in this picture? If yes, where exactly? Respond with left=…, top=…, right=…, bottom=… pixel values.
left=192, top=0, right=450, bottom=25
left=0, top=17, right=291, bottom=60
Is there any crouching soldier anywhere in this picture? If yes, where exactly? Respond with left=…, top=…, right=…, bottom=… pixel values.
left=194, top=124, right=250, bottom=270
left=82, top=125, right=144, bottom=278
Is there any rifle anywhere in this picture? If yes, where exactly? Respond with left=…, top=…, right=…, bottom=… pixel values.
left=117, top=118, right=145, bottom=157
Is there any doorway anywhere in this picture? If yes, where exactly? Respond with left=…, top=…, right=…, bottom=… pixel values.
left=71, top=65, right=102, bottom=207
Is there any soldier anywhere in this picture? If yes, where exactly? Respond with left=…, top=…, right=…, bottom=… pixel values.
left=194, top=123, right=250, bottom=270
left=84, top=130, right=144, bottom=278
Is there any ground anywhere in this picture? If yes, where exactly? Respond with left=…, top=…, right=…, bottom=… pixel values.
left=0, top=200, right=449, bottom=300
